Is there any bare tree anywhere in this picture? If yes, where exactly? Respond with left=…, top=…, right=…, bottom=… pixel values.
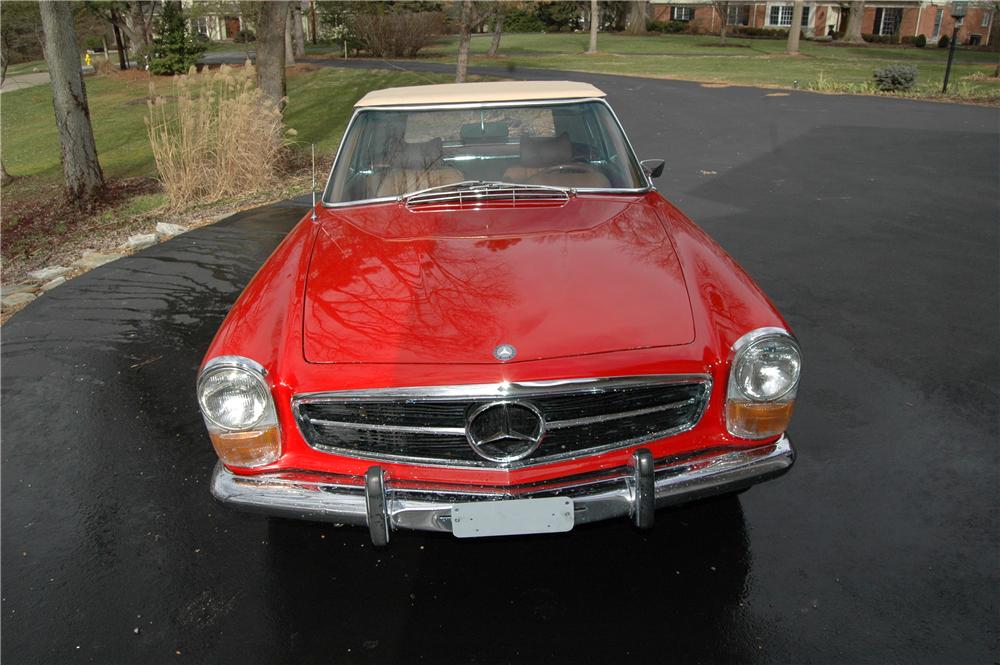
left=587, top=0, right=599, bottom=54
left=291, top=0, right=306, bottom=58
left=456, top=0, right=475, bottom=82
left=842, top=0, right=866, bottom=44
left=625, top=0, right=648, bottom=35
left=256, top=0, right=288, bottom=110
left=487, top=3, right=504, bottom=57
left=123, top=1, right=154, bottom=57
left=708, top=1, right=738, bottom=45
left=787, top=0, right=803, bottom=53
left=285, top=3, right=296, bottom=65
left=39, top=0, right=105, bottom=203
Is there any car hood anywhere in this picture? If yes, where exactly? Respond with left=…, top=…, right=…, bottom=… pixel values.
left=303, top=198, right=695, bottom=364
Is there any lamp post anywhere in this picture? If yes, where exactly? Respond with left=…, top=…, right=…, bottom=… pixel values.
left=942, top=1, right=967, bottom=93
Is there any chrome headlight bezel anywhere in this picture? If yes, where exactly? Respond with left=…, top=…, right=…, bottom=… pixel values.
left=197, top=356, right=274, bottom=432
left=726, top=328, right=802, bottom=403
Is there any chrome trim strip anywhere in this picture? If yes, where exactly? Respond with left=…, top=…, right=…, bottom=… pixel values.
left=291, top=375, right=711, bottom=470
left=306, top=419, right=467, bottom=436
left=210, top=435, right=795, bottom=539
left=545, top=398, right=697, bottom=430
left=320, top=98, right=651, bottom=208
left=293, top=374, right=710, bottom=402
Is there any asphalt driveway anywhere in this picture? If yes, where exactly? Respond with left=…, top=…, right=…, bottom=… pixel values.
left=2, top=69, right=997, bottom=664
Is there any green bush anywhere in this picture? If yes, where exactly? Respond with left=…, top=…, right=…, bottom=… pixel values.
left=873, top=63, right=917, bottom=91
left=862, top=33, right=896, bottom=44
left=647, top=19, right=688, bottom=33
left=938, top=34, right=950, bottom=48
left=915, top=33, right=927, bottom=47
left=736, top=26, right=794, bottom=39
left=233, top=29, right=256, bottom=43
left=84, top=35, right=104, bottom=51
left=504, top=8, right=546, bottom=33
left=148, top=1, right=206, bottom=75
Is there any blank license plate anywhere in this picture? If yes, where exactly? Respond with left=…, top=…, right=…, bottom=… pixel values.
left=451, top=497, right=574, bottom=538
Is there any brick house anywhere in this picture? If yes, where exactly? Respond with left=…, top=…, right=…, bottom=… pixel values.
left=650, top=1, right=994, bottom=44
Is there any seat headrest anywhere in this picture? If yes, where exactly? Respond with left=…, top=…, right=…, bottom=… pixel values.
left=395, top=138, right=445, bottom=169
left=520, top=133, right=572, bottom=168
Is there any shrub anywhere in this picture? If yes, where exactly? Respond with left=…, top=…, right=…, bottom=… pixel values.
left=349, top=11, right=443, bottom=57
left=862, top=33, right=896, bottom=44
left=647, top=19, right=689, bottom=34
left=915, top=33, right=927, bottom=47
left=505, top=8, right=546, bottom=33
left=148, top=1, right=206, bottom=75
left=873, top=63, right=917, bottom=91
left=145, top=64, right=290, bottom=209
left=84, top=35, right=104, bottom=51
left=232, top=29, right=256, bottom=43
left=736, top=26, right=791, bottom=39
left=938, top=34, right=950, bottom=48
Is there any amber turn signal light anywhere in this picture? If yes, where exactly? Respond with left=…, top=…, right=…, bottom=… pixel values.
left=210, top=426, right=281, bottom=468
left=725, top=400, right=795, bottom=440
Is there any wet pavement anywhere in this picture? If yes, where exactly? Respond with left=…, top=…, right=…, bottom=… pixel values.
left=2, top=72, right=998, bottom=664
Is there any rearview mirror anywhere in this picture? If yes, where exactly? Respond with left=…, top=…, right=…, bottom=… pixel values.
left=640, top=159, right=665, bottom=179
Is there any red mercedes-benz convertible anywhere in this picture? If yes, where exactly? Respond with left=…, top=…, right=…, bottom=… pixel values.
left=199, top=81, right=800, bottom=545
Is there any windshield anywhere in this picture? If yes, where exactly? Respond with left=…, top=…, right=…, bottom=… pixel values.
left=324, top=101, right=646, bottom=204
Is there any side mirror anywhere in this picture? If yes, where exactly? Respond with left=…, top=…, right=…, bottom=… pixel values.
left=641, top=159, right=665, bottom=179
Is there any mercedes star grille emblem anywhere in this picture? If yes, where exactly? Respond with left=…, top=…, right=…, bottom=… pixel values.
left=465, top=401, right=545, bottom=463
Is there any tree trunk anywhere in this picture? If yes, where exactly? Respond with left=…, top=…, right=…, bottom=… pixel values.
left=110, top=7, right=129, bottom=70
left=843, top=0, right=865, bottom=44
left=787, top=0, right=803, bottom=53
left=124, top=1, right=154, bottom=57
left=456, top=0, right=473, bottom=83
left=587, top=0, right=599, bottom=54
left=292, top=1, right=306, bottom=58
left=284, top=4, right=296, bottom=66
left=626, top=0, right=648, bottom=35
left=256, top=0, right=288, bottom=110
left=719, top=6, right=728, bottom=45
left=487, top=11, right=504, bottom=57
left=309, top=0, right=318, bottom=45
left=39, top=0, right=105, bottom=204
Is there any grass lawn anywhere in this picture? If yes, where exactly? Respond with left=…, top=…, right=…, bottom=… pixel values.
left=4, top=59, right=48, bottom=77
left=410, top=32, right=1000, bottom=100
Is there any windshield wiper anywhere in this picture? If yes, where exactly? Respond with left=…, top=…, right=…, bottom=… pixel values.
left=399, top=180, right=572, bottom=202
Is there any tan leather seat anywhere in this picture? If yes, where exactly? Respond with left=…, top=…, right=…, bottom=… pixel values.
left=502, top=134, right=611, bottom=189
left=376, top=138, right=464, bottom=198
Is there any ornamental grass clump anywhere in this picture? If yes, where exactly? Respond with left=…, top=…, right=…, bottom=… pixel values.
left=145, top=63, right=291, bottom=209
left=873, top=64, right=918, bottom=92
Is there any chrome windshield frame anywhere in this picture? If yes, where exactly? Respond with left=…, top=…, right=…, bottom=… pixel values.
left=320, top=97, right=654, bottom=209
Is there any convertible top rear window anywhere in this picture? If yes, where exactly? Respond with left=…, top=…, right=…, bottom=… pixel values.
left=324, top=100, right=646, bottom=204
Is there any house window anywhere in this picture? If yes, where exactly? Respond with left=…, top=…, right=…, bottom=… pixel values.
left=672, top=6, right=693, bottom=21
left=193, top=16, right=210, bottom=37
left=982, top=11, right=992, bottom=28
left=767, top=4, right=810, bottom=27
left=874, top=7, right=902, bottom=35
left=726, top=5, right=751, bottom=26
left=932, top=8, right=943, bottom=38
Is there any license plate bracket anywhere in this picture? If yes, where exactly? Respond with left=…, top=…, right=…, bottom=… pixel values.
left=450, top=497, right=574, bottom=538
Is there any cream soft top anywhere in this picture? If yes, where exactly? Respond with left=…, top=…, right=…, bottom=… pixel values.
left=354, top=80, right=606, bottom=108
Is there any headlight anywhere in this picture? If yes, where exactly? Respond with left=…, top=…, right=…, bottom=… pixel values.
left=197, top=357, right=280, bottom=467
left=726, top=328, right=801, bottom=439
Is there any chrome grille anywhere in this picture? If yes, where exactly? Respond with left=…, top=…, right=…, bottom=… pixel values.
left=293, top=376, right=711, bottom=468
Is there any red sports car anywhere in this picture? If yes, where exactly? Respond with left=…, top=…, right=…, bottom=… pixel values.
left=199, top=81, right=800, bottom=545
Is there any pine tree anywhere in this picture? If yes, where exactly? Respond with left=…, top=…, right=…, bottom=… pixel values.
left=149, top=1, right=205, bottom=75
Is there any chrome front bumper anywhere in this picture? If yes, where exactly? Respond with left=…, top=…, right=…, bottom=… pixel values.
left=211, top=435, right=794, bottom=545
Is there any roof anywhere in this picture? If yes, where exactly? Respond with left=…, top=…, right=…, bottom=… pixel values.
left=354, top=81, right=606, bottom=108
